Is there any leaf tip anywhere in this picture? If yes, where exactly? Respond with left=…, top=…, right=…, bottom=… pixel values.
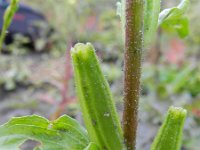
left=71, top=43, right=95, bottom=60
left=169, top=106, right=187, bottom=119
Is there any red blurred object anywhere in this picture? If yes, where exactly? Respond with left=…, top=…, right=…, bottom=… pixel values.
left=85, top=14, right=97, bottom=30
left=165, top=39, right=186, bottom=65
left=13, top=13, right=25, bottom=21
left=192, top=109, right=200, bottom=118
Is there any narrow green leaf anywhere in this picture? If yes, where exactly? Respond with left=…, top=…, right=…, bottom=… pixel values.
left=71, top=43, right=124, bottom=150
left=0, top=115, right=90, bottom=150
left=151, top=106, right=187, bottom=150
left=0, top=0, right=20, bottom=50
left=144, top=0, right=160, bottom=47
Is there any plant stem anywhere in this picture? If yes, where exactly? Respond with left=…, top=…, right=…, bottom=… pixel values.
left=0, top=25, right=6, bottom=52
left=122, top=0, right=144, bottom=150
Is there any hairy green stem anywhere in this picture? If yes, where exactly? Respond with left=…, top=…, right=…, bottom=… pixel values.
left=122, top=0, right=144, bottom=149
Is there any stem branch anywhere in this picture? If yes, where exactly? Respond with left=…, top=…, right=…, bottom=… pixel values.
left=123, top=0, right=144, bottom=149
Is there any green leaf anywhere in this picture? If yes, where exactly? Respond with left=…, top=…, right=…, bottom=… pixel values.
left=151, top=106, right=187, bottom=150
left=84, top=142, right=99, bottom=150
left=158, top=0, right=190, bottom=25
left=0, top=0, right=20, bottom=50
left=144, top=0, right=161, bottom=47
left=71, top=43, right=124, bottom=150
left=173, top=17, right=189, bottom=38
left=0, top=115, right=90, bottom=150
left=158, top=0, right=190, bottom=38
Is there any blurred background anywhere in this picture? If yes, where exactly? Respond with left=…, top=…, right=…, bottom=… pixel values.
left=0, top=0, right=199, bottom=149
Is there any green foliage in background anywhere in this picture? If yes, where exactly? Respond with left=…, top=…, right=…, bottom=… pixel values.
left=19, top=0, right=123, bottom=55
left=143, top=64, right=200, bottom=98
left=0, top=57, right=29, bottom=91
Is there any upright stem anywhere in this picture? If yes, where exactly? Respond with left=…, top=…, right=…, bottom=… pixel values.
left=123, top=0, right=144, bottom=150
left=0, top=25, right=6, bottom=52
